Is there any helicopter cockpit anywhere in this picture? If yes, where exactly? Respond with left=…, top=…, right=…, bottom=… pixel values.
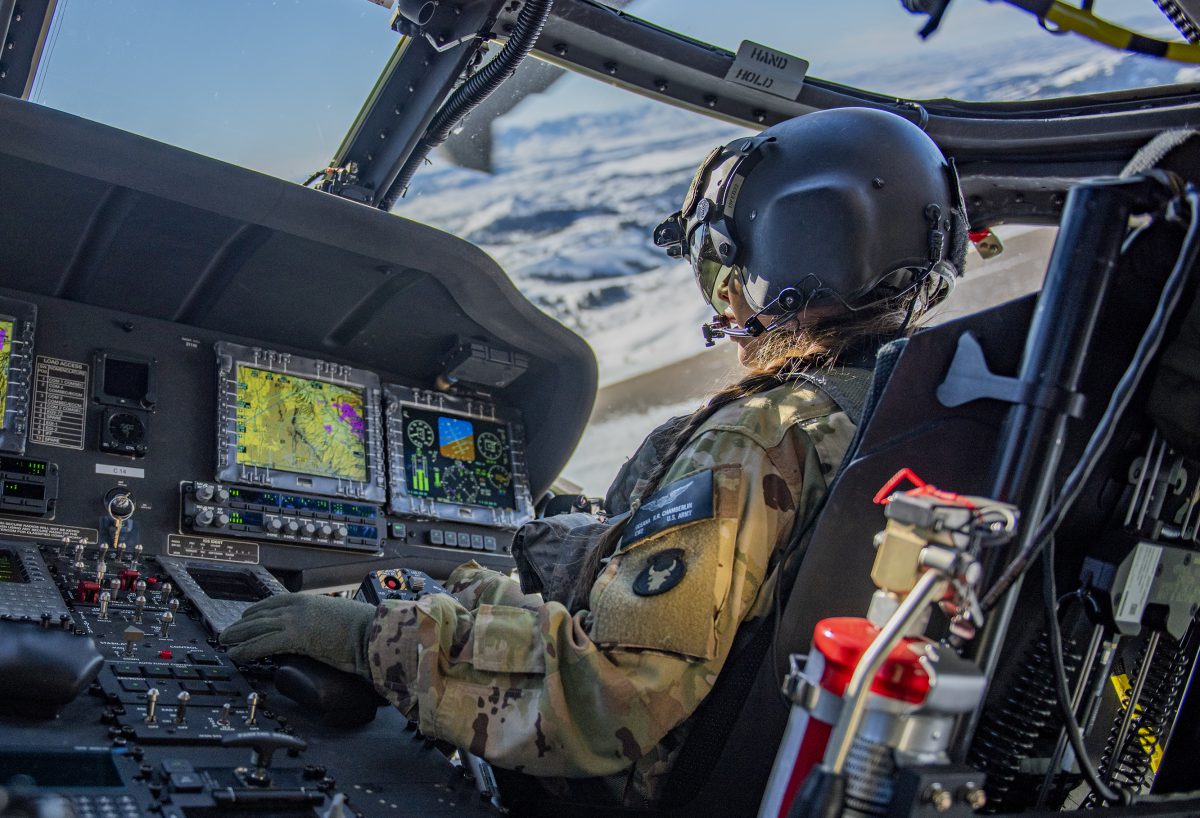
left=2, top=1, right=1200, bottom=816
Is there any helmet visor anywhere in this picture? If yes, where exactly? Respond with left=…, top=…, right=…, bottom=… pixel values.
left=689, top=223, right=734, bottom=316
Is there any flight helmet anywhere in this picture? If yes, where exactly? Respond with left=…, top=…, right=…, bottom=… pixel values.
left=654, top=107, right=968, bottom=345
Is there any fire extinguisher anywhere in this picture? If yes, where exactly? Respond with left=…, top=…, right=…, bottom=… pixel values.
left=758, top=617, right=935, bottom=818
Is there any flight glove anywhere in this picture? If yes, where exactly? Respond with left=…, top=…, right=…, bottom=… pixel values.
left=220, top=594, right=376, bottom=677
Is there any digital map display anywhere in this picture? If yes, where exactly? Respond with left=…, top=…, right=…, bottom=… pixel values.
left=234, top=365, right=368, bottom=483
left=401, top=405, right=514, bottom=509
left=0, top=319, right=13, bottom=431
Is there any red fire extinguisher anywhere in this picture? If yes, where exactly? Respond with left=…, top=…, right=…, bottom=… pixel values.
left=758, top=617, right=934, bottom=818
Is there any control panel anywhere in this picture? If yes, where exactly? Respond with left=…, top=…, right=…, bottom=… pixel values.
left=0, top=286, right=530, bottom=816
left=182, top=482, right=384, bottom=553
left=0, top=514, right=497, bottom=816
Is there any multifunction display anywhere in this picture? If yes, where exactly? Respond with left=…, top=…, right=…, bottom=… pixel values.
left=386, top=385, right=534, bottom=530
left=400, top=406, right=515, bottom=510
left=234, top=366, right=368, bottom=483
left=0, top=298, right=36, bottom=455
left=0, top=318, right=14, bottom=427
left=214, top=343, right=385, bottom=503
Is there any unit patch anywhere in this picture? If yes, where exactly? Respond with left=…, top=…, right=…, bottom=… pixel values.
left=633, top=549, right=687, bottom=596
left=621, top=469, right=714, bottom=547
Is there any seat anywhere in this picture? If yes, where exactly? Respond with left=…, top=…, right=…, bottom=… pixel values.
left=657, top=293, right=1038, bottom=818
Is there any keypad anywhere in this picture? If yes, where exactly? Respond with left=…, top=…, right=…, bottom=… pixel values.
left=69, top=794, right=140, bottom=818
left=424, top=530, right=500, bottom=552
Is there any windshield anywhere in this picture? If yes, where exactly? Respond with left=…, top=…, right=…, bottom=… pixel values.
left=29, top=0, right=1191, bottom=493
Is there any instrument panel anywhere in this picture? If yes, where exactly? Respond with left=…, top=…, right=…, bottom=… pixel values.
left=0, top=287, right=532, bottom=589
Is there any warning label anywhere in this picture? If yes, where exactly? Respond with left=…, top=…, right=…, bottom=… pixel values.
left=30, top=356, right=89, bottom=450
left=0, top=516, right=98, bottom=544
left=167, top=535, right=260, bottom=565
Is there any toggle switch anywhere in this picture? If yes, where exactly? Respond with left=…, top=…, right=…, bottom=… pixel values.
left=175, top=691, right=190, bottom=725
left=123, top=626, right=144, bottom=657
left=145, top=688, right=160, bottom=723
left=98, top=591, right=111, bottom=621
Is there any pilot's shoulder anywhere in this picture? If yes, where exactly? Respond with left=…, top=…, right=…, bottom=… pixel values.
left=698, top=380, right=838, bottom=451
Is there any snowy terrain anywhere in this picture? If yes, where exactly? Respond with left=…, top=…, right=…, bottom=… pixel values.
left=391, top=27, right=1200, bottom=493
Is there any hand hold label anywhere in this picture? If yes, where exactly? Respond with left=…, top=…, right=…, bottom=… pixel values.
left=724, top=41, right=808, bottom=101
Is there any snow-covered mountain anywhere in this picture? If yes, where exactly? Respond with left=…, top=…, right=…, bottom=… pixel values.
left=393, top=28, right=1200, bottom=392
left=395, top=106, right=748, bottom=385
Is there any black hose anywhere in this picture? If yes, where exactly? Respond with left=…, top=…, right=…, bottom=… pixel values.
left=1041, top=537, right=1130, bottom=805
left=982, top=188, right=1200, bottom=611
left=379, top=0, right=554, bottom=210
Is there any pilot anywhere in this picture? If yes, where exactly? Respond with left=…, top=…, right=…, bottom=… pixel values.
left=221, top=107, right=968, bottom=807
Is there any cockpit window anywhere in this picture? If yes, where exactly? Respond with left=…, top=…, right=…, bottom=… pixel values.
left=603, top=1, right=1200, bottom=101
left=30, top=1, right=399, bottom=182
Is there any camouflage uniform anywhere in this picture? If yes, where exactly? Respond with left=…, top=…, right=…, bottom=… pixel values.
left=366, top=380, right=856, bottom=804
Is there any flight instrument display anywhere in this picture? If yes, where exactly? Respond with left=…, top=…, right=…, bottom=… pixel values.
left=234, top=365, right=368, bottom=483
left=401, top=405, right=515, bottom=510
left=385, top=384, right=534, bottom=529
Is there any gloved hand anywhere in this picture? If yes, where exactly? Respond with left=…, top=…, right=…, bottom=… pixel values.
left=220, top=594, right=377, bottom=677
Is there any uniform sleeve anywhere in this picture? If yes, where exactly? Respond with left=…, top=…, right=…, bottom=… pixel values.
left=366, top=426, right=828, bottom=778
left=442, top=560, right=543, bottom=611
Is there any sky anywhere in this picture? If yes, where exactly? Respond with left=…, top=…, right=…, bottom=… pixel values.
left=29, top=0, right=1182, bottom=182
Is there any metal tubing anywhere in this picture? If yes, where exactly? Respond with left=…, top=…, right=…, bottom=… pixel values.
left=1038, top=623, right=1106, bottom=807
left=825, top=569, right=945, bottom=775
left=1110, top=630, right=1160, bottom=783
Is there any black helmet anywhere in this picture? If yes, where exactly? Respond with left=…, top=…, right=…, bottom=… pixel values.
left=654, top=107, right=967, bottom=345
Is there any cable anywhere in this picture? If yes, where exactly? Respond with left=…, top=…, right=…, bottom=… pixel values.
left=1041, top=537, right=1130, bottom=805
left=982, top=187, right=1200, bottom=612
left=1001, top=0, right=1200, bottom=63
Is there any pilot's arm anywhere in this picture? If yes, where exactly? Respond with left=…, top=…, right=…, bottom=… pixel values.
left=365, top=425, right=824, bottom=778
left=442, top=561, right=544, bottom=611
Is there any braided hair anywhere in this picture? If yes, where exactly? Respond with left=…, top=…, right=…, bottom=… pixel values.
left=566, top=280, right=945, bottom=612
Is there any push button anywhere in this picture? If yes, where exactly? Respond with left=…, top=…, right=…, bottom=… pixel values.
left=169, top=771, right=204, bottom=793
left=429, top=530, right=444, bottom=545
left=444, top=531, right=458, bottom=547
left=170, top=667, right=201, bottom=680
left=119, top=678, right=149, bottom=693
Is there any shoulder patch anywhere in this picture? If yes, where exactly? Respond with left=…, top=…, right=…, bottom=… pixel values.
left=632, top=549, right=686, bottom=596
left=622, top=470, right=714, bottom=547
